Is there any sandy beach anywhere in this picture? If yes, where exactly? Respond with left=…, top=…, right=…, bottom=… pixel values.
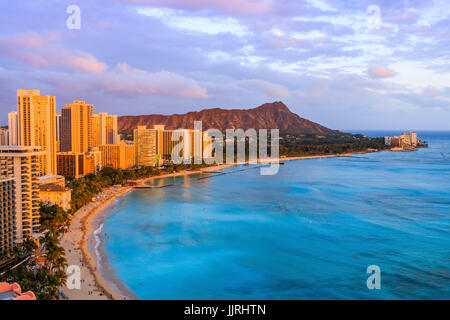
left=60, top=151, right=379, bottom=300
left=60, top=163, right=236, bottom=300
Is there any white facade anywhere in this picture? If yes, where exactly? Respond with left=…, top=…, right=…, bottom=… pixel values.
left=8, top=111, right=17, bottom=146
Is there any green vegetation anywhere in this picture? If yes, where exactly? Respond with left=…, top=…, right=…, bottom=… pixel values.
left=220, top=133, right=387, bottom=160
left=0, top=204, right=70, bottom=300
left=279, top=134, right=388, bottom=157
left=67, top=166, right=161, bottom=212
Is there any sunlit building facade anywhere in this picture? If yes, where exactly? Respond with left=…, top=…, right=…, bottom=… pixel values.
left=17, top=90, right=57, bottom=175
left=61, top=100, right=93, bottom=153
left=99, top=143, right=134, bottom=169
left=92, top=112, right=120, bottom=147
left=133, top=126, right=160, bottom=167
left=8, top=111, right=18, bottom=146
left=0, top=146, right=42, bottom=244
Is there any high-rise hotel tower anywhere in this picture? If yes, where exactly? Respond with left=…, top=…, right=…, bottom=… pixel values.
left=60, top=100, right=93, bottom=153
left=92, top=112, right=120, bottom=147
left=16, top=90, right=57, bottom=175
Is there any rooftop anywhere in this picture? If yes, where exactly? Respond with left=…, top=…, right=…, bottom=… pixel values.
left=39, top=183, right=70, bottom=192
left=0, top=282, right=36, bottom=300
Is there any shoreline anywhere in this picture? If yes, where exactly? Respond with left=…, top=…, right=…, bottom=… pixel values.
left=61, top=149, right=383, bottom=300
left=60, top=163, right=235, bottom=300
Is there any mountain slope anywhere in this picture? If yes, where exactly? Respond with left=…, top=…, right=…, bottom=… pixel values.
left=118, top=101, right=344, bottom=136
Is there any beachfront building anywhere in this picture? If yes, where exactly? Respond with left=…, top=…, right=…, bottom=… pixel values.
left=17, top=89, right=57, bottom=176
left=99, top=142, right=134, bottom=169
left=133, top=126, right=160, bottom=167
left=56, top=152, right=86, bottom=179
left=189, top=129, right=203, bottom=163
left=0, top=146, right=43, bottom=244
left=203, top=132, right=214, bottom=159
left=60, top=100, right=93, bottom=153
left=8, top=111, right=18, bottom=146
left=162, top=129, right=176, bottom=163
left=159, top=127, right=208, bottom=163
left=385, top=132, right=419, bottom=148
left=38, top=183, right=71, bottom=212
left=400, top=131, right=418, bottom=147
left=92, top=112, right=120, bottom=147
left=0, top=178, right=15, bottom=252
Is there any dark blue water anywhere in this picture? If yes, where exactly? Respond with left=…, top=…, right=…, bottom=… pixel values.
left=102, top=131, right=450, bottom=299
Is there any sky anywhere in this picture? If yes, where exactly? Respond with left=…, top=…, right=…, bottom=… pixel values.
left=0, top=0, right=449, bottom=130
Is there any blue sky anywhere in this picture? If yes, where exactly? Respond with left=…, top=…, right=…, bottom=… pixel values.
left=0, top=0, right=449, bottom=130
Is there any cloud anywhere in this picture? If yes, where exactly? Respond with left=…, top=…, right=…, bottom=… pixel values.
left=137, top=7, right=251, bottom=36
left=368, top=65, right=396, bottom=79
left=0, top=32, right=107, bottom=74
left=237, top=79, right=290, bottom=97
left=104, top=63, right=208, bottom=98
left=116, top=0, right=273, bottom=16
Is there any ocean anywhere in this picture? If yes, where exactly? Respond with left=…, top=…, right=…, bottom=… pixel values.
left=98, top=131, right=450, bottom=299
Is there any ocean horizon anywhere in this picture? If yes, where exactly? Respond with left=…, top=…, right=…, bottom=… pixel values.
left=95, top=131, right=450, bottom=300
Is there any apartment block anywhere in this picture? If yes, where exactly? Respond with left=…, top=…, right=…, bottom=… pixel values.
left=0, top=178, right=15, bottom=252
left=0, top=146, right=43, bottom=244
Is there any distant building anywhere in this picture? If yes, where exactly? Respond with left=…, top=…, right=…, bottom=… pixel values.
left=384, top=136, right=392, bottom=146
left=0, top=146, right=43, bottom=244
left=17, top=89, right=57, bottom=175
left=57, top=152, right=85, bottom=179
left=0, top=128, right=8, bottom=146
left=61, top=100, right=93, bottom=153
left=92, top=112, right=120, bottom=147
left=159, top=127, right=209, bottom=163
left=55, top=113, right=61, bottom=142
left=39, top=183, right=71, bottom=212
left=162, top=129, right=177, bottom=163
left=85, top=147, right=102, bottom=174
left=385, top=131, right=420, bottom=148
left=133, top=126, right=160, bottom=166
left=203, top=132, right=213, bottom=159
left=7, top=111, right=18, bottom=146
left=99, top=142, right=134, bottom=169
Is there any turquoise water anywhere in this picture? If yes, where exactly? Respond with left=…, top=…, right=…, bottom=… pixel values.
left=102, top=132, right=450, bottom=299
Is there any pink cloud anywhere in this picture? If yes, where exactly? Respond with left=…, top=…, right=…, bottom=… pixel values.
left=238, top=79, right=290, bottom=98
left=115, top=0, right=272, bottom=15
left=368, top=65, right=396, bottom=79
left=102, top=63, right=208, bottom=98
left=0, top=32, right=107, bottom=74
